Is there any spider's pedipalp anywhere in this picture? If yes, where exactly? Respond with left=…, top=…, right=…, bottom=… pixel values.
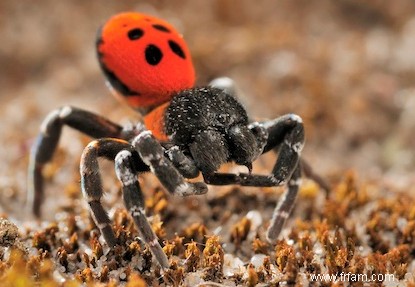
left=227, top=125, right=261, bottom=167
left=174, top=182, right=208, bottom=196
left=189, top=129, right=229, bottom=174
left=248, top=121, right=269, bottom=153
left=165, top=145, right=200, bottom=178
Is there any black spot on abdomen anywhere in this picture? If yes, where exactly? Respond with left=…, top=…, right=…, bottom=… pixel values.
left=152, top=24, right=171, bottom=33
left=168, top=40, right=186, bottom=59
left=128, top=28, right=144, bottom=40
left=145, top=44, right=163, bottom=65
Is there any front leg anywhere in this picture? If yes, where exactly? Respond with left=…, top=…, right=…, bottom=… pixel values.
left=254, top=114, right=305, bottom=242
left=27, top=106, right=123, bottom=217
left=204, top=114, right=304, bottom=187
left=204, top=114, right=304, bottom=243
left=261, top=114, right=304, bottom=182
left=267, top=165, right=301, bottom=241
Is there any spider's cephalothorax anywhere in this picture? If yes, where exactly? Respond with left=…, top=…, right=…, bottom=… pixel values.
left=28, top=12, right=327, bottom=269
left=165, top=87, right=265, bottom=174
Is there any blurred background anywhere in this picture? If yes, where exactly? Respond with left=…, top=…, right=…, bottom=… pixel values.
left=1, top=0, right=415, bottom=216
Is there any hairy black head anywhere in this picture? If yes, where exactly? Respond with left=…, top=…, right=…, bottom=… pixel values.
left=164, top=87, right=260, bottom=173
left=165, top=87, right=248, bottom=145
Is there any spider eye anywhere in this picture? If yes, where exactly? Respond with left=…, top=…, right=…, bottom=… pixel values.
left=152, top=24, right=171, bottom=33
left=145, top=44, right=163, bottom=65
left=128, top=28, right=144, bottom=40
left=168, top=40, right=186, bottom=59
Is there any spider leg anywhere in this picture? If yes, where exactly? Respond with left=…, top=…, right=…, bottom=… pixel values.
left=203, top=172, right=277, bottom=186
left=80, top=138, right=141, bottom=247
left=203, top=114, right=304, bottom=242
left=300, top=158, right=331, bottom=194
left=267, top=165, right=301, bottom=241
left=254, top=114, right=305, bottom=243
left=261, top=114, right=331, bottom=191
left=115, top=150, right=169, bottom=268
left=28, top=106, right=123, bottom=217
left=132, top=126, right=208, bottom=196
left=261, top=114, right=304, bottom=182
left=203, top=114, right=304, bottom=186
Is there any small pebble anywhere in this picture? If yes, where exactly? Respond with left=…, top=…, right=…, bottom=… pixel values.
left=246, top=210, right=263, bottom=230
left=223, top=253, right=245, bottom=276
left=250, top=254, right=267, bottom=269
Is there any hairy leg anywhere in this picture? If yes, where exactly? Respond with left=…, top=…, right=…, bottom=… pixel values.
left=202, top=114, right=305, bottom=242
left=266, top=165, right=301, bottom=242
left=115, top=150, right=169, bottom=268
left=80, top=138, right=142, bottom=247
left=28, top=106, right=122, bottom=217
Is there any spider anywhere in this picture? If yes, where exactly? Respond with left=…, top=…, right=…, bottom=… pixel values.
left=27, top=12, right=327, bottom=269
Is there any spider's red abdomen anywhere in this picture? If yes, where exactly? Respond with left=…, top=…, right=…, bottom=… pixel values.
left=97, top=12, right=195, bottom=109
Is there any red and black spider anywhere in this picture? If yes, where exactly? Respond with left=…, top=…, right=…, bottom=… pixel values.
left=27, top=12, right=327, bottom=268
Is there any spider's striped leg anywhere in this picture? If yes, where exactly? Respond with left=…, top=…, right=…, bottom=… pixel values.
left=203, top=114, right=304, bottom=187
left=80, top=138, right=147, bottom=248
left=301, top=158, right=331, bottom=194
left=261, top=114, right=304, bottom=184
left=203, top=166, right=301, bottom=242
left=201, top=114, right=305, bottom=242
left=132, top=127, right=208, bottom=197
left=260, top=114, right=304, bottom=242
left=115, top=150, right=169, bottom=268
left=266, top=165, right=301, bottom=241
left=28, top=106, right=122, bottom=217
left=203, top=172, right=277, bottom=186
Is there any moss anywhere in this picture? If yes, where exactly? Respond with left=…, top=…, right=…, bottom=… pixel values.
left=246, top=263, right=258, bottom=287
left=1, top=170, right=414, bottom=285
left=184, top=241, right=201, bottom=272
left=202, top=236, right=224, bottom=281
left=230, top=216, right=251, bottom=247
